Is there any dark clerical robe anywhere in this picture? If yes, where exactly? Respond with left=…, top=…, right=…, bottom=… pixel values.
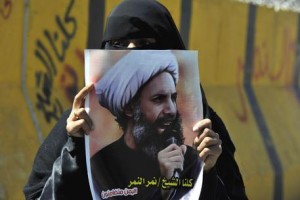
left=91, top=136, right=202, bottom=200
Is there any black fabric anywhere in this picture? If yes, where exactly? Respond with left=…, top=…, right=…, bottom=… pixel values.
left=23, top=109, right=92, bottom=200
left=209, top=106, right=248, bottom=200
left=101, top=0, right=185, bottom=50
left=38, top=136, right=91, bottom=200
left=91, top=136, right=201, bottom=199
left=24, top=109, right=71, bottom=199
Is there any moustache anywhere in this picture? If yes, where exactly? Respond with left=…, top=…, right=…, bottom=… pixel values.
left=154, top=114, right=176, bottom=127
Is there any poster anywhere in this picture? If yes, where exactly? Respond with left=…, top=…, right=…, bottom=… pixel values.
left=85, top=50, right=204, bottom=200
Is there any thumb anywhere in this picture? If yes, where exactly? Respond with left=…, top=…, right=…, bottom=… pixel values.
left=180, top=145, right=187, bottom=155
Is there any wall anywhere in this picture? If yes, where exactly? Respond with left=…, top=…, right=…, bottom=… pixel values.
left=0, top=0, right=299, bottom=199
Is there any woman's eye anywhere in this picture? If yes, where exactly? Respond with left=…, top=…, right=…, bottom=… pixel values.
left=110, top=40, right=129, bottom=48
left=112, top=41, right=120, bottom=46
left=140, top=40, right=150, bottom=46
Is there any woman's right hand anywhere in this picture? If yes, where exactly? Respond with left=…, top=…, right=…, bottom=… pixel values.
left=66, top=83, right=94, bottom=137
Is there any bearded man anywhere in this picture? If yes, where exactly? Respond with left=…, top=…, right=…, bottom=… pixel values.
left=91, top=50, right=202, bottom=199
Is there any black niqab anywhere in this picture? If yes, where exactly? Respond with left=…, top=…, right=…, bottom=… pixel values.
left=101, top=0, right=185, bottom=50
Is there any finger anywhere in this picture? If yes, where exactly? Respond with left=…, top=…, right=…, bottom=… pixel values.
left=66, top=119, right=92, bottom=137
left=194, top=128, right=217, bottom=146
left=165, top=147, right=184, bottom=159
left=196, top=137, right=220, bottom=153
left=70, top=112, right=78, bottom=121
left=193, top=136, right=200, bottom=148
left=199, top=147, right=211, bottom=160
left=169, top=155, right=184, bottom=163
left=192, top=118, right=212, bottom=132
left=164, top=143, right=181, bottom=152
left=177, top=161, right=184, bottom=171
left=72, top=83, right=94, bottom=109
left=66, top=118, right=82, bottom=133
left=198, top=128, right=219, bottom=144
left=80, top=120, right=92, bottom=135
left=74, top=108, right=94, bottom=130
left=199, top=140, right=222, bottom=159
left=180, top=145, right=187, bottom=155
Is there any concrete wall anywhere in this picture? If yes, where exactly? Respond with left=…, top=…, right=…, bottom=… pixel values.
left=0, top=0, right=299, bottom=199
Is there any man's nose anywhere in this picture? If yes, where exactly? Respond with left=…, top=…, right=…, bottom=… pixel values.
left=164, top=98, right=177, bottom=115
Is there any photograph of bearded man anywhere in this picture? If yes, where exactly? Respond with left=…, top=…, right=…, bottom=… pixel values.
left=86, top=50, right=203, bottom=200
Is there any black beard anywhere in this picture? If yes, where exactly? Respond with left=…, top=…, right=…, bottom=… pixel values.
left=132, top=106, right=184, bottom=160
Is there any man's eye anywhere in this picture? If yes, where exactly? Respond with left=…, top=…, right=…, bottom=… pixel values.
left=172, top=94, right=177, bottom=102
left=153, top=96, right=163, bottom=103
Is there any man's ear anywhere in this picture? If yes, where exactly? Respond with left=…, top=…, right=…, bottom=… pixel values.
left=124, top=105, right=133, bottom=117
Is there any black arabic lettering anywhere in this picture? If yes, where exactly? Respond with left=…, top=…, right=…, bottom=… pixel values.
left=56, top=0, right=76, bottom=39
left=35, top=71, right=63, bottom=122
left=45, top=0, right=76, bottom=62
left=34, top=0, right=77, bottom=124
left=35, top=39, right=57, bottom=75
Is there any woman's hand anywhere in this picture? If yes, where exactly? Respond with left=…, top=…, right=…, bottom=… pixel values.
left=193, top=119, right=222, bottom=172
left=66, top=84, right=94, bottom=137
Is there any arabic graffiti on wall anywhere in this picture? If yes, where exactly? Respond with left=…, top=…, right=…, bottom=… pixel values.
left=34, top=0, right=77, bottom=123
left=234, top=27, right=296, bottom=122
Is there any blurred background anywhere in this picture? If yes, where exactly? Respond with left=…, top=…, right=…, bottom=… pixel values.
left=0, top=0, right=299, bottom=199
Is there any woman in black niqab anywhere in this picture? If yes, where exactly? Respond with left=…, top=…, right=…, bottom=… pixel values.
left=101, top=0, right=185, bottom=50
left=100, top=1, right=247, bottom=199
left=23, top=0, right=247, bottom=199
